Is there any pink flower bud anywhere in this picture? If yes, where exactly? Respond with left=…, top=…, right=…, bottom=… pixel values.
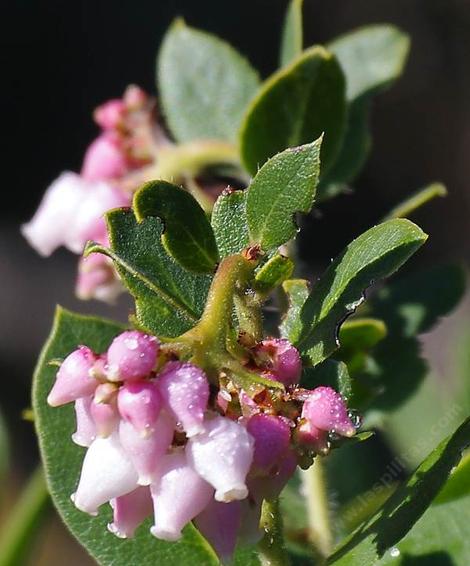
left=47, top=346, right=97, bottom=407
left=108, top=486, right=153, bottom=539
left=91, top=384, right=119, bottom=438
left=76, top=253, right=122, bottom=303
left=118, top=380, right=162, bottom=437
left=247, top=414, right=291, bottom=475
left=249, top=449, right=297, bottom=501
left=107, top=331, right=159, bottom=382
left=21, top=172, right=88, bottom=257
left=255, top=338, right=301, bottom=387
left=72, top=432, right=138, bottom=515
left=72, top=396, right=96, bottom=447
left=150, top=452, right=213, bottom=542
left=94, top=99, right=126, bottom=131
left=123, top=85, right=148, bottom=109
left=119, top=411, right=174, bottom=486
left=81, top=133, right=129, bottom=182
left=296, top=422, right=329, bottom=454
left=186, top=416, right=254, bottom=503
left=194, top=500, right=241, bottom=564
left=302, top=386, right=355, bottom=437
left=157, top=362, right=209, bottom=438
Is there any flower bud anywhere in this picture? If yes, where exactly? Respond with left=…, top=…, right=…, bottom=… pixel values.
left=296, top=422, right=329, bottom=454
left=47, top=346, right=97, bottom=407
left=157, top=362, right=209, bottom=438
left=72, top=396, right=96, bottom=447
left=249, top=449, right=297, bottom=501
left=94, top=99, right=126, bottom=131
left=254, top=338, right=301, bottom=387
left=123, top=85, right=148, bottom=109
left=107, top=331, right=159, bottom=382
left=186, top=416, right=254, bottom=502
left=76, top=253, right=122, bottom=303
left=150, top=452, right=213, bottom=542
left=194, top=500, right=241, bottom=564
left=302, top=386, right=355, bottom=437
left=246, top=414, right=291, bottom=475
left=91, top=383, right=119, bottom=438
left=72, top=432, right=138, bottom=515
left=108, top=486, right=153, bottom=539
left=81, top=133, right=129, bottom=182
left=117, top=380, right=162, bottom=437
left=119, top=411, right=174, bottom=486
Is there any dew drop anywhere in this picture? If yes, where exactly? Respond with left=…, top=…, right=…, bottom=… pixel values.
left=390, top=547, right=400, bottom=558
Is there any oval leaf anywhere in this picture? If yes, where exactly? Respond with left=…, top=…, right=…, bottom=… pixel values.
left=245, top=139, right=322, bottom=251
left=279, top=0, right=304, bottom=67
left=240, top=47, right=346, bottom=176
left=33, top=307, right=217, bottom=566
left=134, top=180, right=219, bottom=274
left=295, top=219, right=428, bottom=366
left=158, top=19, right=260, bottom=143
left=211, top=189, right=249, bottom=258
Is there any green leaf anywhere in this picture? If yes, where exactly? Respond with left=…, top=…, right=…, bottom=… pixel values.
left=33, top=307, right=217, bottom=566
left=339, top=318, right=387, bottom=352
left=87, top=210, right=211, bottom=338
left=133, top=180, right=219, bottom=274
left=280, top=0, right=304, bottom=67
left=211, top=190, right=249, bottom=258
left=302, top=359, right=352, bottom=399
left=327, top=417, right=470, bottom=565
left=383, top=182, right=447, bottom=221
left=322, top=26, right=410, bottom=191
left=240, top=47, right=346, bottom=177
left=295, top=219, right=427, bottom=366
left=328, top=25, right=410, bottom=102
left=253, top=254, right=294, bottom=295
left=434, top=452, right=470, bottom=506
left=245, top=140, right=322, bottom=250
left=280, top=279, right=310, bottom=343
left=158, top=19, right=260, bottom=143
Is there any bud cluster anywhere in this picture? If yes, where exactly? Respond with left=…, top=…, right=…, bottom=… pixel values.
left=48, top=331, right=358, bottom=562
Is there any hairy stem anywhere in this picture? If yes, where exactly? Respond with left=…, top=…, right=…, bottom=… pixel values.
left=0, top=467, right=51, bottom=566
left=258, top=498, right=291, bottom=566
left=301, top=458, right=333, bottom=560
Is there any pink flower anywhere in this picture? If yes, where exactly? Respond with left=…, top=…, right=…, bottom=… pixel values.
left=157, top=362, right=209, bottom=438
left=186, top=416, right=254, bottom=502
left=302, top=386, right=355, bottom=437
left=254, top=338, right=302, bottom=387
left=117, top=380, right=162, bottom=437
left=119, top=411, right=174, bottom=486
left=106, top=331, right=159, bottom=382
left=81, top=133, right=130, bottom=182
left=76, top=253, right=122, bottom=303
left=47, top=346, right=98, bottom=407
left=150, top=452, right=213, bottom=541
left=194, top=500, right=241, bottom=563
left=72, top=432, right=138, bottom=515
left=246, top=414, right=291, bottom=475
left=108, top=487, right=153, bottom=539
left=90, top=383, right=119, bottom=438
left=94, top=99, right=126, bottom=131
left=72, top=396, right=96, bottom=447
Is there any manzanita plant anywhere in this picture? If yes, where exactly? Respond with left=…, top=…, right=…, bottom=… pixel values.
left=10, top=2, right=469, bottom=565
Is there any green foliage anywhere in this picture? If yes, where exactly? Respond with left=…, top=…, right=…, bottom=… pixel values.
left=211, top=190, right=249, bottom=258
left=32, top=308, right=219, bottom=566
left=280, top=279, right=310, bottom=343
left=245, top=140, right=322, bottom=251
left=253, top=254, right=294, bottom=295
left=240, top=47, right=346, bottom=177
left=87, top=210, right=211, bottom=338
left=302, top=359, right=352, bottom=400
left=339, top=319, right=387, bottom=352
left=280, top=0, right=304, bottom=67
left=384, top=182, right=447, bottom=220
left=294, top=219, right=427, bottom=366
left=134, top=180, right=219, bottom=274
left=328, top=417, right=470, bottom=565
left=158, top=19, right=260, bottom=143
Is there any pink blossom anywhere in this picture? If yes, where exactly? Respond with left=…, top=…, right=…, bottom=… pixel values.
left=150, top=452, right=213, bottom=541
left=72, top=396, right=96, bottom=447
left=254, top=338, right=301, bottom=387
left=157, top=362, right=209, bottom=438
left=246, top=414, right=291, bottom=475
left=186, top=416, right=254, bottom=502
left=108, top=486, right=153, bottom=539
left=106, top=331, right=159, bottom=382
left=90, top=383, right=119, bottom=438
left=94, top=99, right=126, bottom=131
left=81, top=133, right=129, bottom=182
left=72, top=432, right=138, bottom=515
left=47, top=346, right=98, bottom=407
left=302, top=386, right=355, bottom=437
left=117, top=380, right=162, bottom=437
left=119, top=411, right=174, bottom=486
left=76, top=253, right=122, bottom=303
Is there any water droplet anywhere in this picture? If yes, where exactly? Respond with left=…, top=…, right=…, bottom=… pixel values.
left=390, top=547, right=400, bottom=558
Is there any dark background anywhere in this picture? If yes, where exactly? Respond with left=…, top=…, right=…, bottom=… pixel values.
left=1, top=1, right=469, bottom=562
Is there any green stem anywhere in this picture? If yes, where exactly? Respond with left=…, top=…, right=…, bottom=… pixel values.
left=233, top=291, right=263, bottom=342
left=0, top=467, right=51, bottom=566
left=152, top=140, right=241, bottom=183
left=301, top=459, right=333, bottom=560
left=258, top=498, right=291, bottom=566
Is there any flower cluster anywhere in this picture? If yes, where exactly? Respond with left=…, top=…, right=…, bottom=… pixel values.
left=22, top=86, right=161, bottom=302
left=48, top=329, right=358, bottom=562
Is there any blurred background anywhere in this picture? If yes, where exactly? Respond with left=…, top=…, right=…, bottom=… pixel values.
left=1, top=0, right=470, bottom=563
